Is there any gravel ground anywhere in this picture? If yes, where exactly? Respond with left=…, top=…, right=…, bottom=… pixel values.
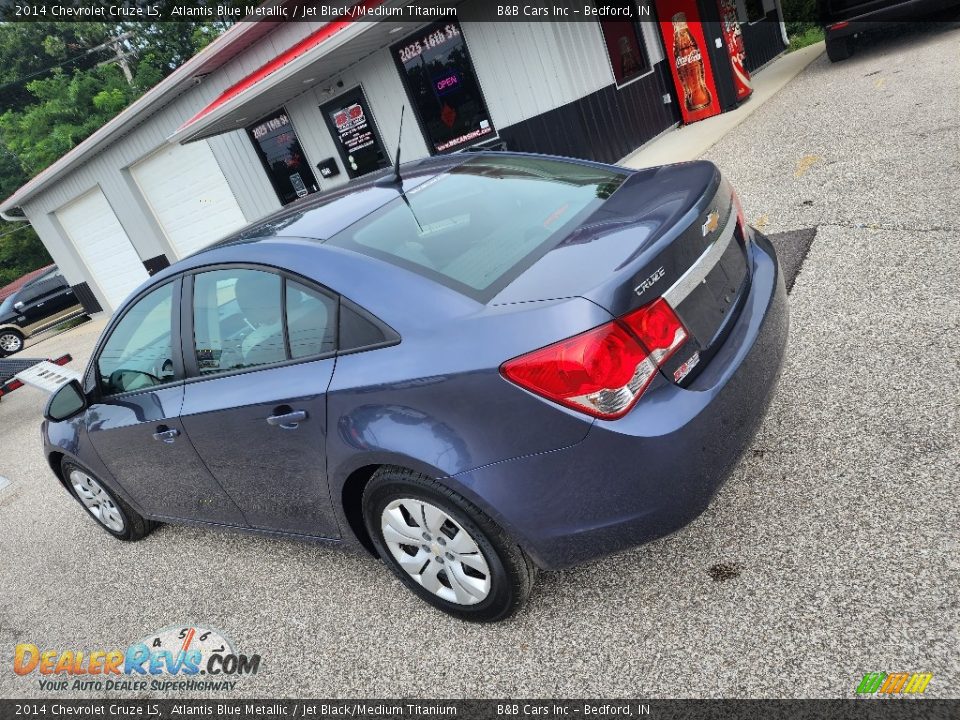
left=1, top=21, right=958, bottom=700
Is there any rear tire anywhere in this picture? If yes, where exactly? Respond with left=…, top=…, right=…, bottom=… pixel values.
left=62, top=459, right=155, bottom=541
left=0, top=328, right=24, bottom=357
left=826, top=34, right=853, bottom=62
left=363, top=466, right=536, bottom=622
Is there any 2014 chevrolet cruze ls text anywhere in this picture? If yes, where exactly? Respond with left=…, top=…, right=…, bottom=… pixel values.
left=42, top=153, right=788, bottom=621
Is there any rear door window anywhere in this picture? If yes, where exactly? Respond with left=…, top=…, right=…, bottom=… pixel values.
left=193, top=269, right=285, bottom=373
left=191, top=268, right=338, bottom=375
left=326, top=155, right=625, bottom=301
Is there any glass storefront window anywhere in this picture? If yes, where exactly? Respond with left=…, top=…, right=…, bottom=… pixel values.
left=320, top=87, right=390, bottom=179
left=392, top=21, right=495, bottom=154
left=248, top=110, right=319, bottom=205
left=744, top=0, right=766, bottom=21
left=598, top=2, right=652, bottom=86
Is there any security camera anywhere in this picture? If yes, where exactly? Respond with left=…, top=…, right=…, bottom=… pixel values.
left=336, top=80, right=344, bottom=88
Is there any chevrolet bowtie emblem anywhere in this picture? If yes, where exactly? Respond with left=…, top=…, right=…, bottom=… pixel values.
left=701, top=210, right=720, bottom=236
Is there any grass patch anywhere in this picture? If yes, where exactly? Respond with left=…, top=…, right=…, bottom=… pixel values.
left=52, top=315, right=91, bottom=333
left=789, top=26, right=824, bottom=51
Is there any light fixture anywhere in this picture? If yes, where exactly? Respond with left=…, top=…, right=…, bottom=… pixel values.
left=302, top=77, right=315, bottom=84
left=389, top=26, right=405, bottom=34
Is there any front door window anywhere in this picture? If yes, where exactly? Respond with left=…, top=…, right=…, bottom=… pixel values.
left=97, top=282, right=178, bottom=395
left=248, top=110, right=319, bottom=205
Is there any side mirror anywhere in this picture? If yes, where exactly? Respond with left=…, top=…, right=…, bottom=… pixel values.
left=44, top=379, right=87, bottom=422
left=13, top=301, right=24, bottom=312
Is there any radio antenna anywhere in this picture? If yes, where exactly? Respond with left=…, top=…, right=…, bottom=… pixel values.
left=392, top=105, right=404, bottom=184
left=377, top=105, right=405, bottom=187
left=377, top=106, right=423, bottom=233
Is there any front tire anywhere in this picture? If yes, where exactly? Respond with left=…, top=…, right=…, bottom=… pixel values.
left=363, top=467, right=536, bottom=622
left=0, top=328, right=24, bottom=356
left=62, top=460, right=155, bottom=541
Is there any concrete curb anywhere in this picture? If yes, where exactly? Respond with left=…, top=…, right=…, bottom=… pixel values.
left=620, top=41, right=826, bottom=169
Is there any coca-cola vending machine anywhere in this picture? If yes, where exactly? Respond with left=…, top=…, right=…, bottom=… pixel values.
left=718, top=0, right=752, bottom=102
left=654, top=0, right=752, bottom=124
left=655, top=0, right=721, bottom=124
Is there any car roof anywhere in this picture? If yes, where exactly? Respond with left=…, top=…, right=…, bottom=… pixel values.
left=206, top=153, right=472, bottom=249
left=140, top=151, right=637, bottom=322
left=199, top=150, right=629, bottom=251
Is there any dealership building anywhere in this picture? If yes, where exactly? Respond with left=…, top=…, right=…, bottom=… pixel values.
left=0, top=0, right=787, bottom=314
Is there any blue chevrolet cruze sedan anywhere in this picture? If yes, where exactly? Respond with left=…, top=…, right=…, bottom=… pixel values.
left=42, top=152, right=788, bottom=621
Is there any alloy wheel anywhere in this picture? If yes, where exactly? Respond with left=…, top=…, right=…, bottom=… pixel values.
left=0, top=332, right=22, bottom=353
left=70, top=470, right=125, bottom=533
left=380, top=498, right=491, bottom=606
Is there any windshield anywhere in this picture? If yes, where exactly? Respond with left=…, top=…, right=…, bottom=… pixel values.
left=0, top=296, right=14, bottom=316
left=325, top=155, right=626, bottom=301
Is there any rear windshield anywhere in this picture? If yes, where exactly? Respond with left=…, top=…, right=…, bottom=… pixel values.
left=325, top=155, right=626, bottom=301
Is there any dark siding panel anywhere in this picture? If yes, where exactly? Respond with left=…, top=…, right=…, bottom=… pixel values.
left=742, top=17, right=787, bottom=73
left=497, top=62, right=680, bottom=165
left=71, top=283, right=102, bottom=314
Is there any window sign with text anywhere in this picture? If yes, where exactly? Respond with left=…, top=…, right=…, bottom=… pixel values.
left=248, top=110, right=318, bottom=205
left=320, top=87, right=390, bottom=179
left=392, top=22, right=495, bottom=154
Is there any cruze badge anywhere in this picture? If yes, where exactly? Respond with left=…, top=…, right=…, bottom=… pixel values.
left=701, top=210, right=720, bottom=236
left=634, top=266, right=665, bottom=297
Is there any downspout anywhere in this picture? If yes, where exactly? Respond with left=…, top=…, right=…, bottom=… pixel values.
left=775, top=0, right=789, bottom=45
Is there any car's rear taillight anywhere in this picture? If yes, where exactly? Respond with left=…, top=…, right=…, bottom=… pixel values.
left=501, top=298, right=688, bottom=419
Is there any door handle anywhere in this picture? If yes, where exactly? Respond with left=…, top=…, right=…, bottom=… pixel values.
left=152, top=426, right=180, bottom=443
left=266, top=409, right=308, bottom=430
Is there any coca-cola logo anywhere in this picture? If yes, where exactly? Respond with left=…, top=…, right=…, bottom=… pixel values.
left=676, top=50, right=702, bottom=68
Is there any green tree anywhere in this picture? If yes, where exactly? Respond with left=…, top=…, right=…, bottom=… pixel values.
left=0, top=146, right=50, bottom=286
left=0, top=20, right=228, bottom=286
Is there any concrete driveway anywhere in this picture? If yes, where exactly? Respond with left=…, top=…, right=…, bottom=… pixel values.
left=1, top=21, right=957, bottom=699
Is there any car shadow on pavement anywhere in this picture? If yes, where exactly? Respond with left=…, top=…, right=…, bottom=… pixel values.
left=767, top=228, right=816, bottom=293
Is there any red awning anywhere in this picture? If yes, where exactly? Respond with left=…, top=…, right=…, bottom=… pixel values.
left=178, top=0, right=385, bottom=134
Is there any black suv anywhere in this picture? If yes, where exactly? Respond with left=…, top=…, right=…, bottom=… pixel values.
left=0, top=267, right=85, bottom=356
left=820, top=0, right=960, bottom=60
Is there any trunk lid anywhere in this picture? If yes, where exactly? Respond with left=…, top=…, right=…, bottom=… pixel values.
left=492, top=160, right=751, bottom=386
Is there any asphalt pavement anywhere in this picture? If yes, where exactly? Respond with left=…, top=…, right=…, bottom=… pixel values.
left=1, top=21, right=958, bottom=699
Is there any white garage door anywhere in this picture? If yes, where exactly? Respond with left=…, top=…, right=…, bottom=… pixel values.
left=131, top=140, right=247, bottom=258
left=56, top=188, right=148, bottom=311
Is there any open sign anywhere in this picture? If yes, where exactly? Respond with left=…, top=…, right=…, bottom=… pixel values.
left=434, top=72, right=460, bottom=95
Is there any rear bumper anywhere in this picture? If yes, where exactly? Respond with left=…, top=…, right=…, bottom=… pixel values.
left=453, top=229, right=789, bottom=570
